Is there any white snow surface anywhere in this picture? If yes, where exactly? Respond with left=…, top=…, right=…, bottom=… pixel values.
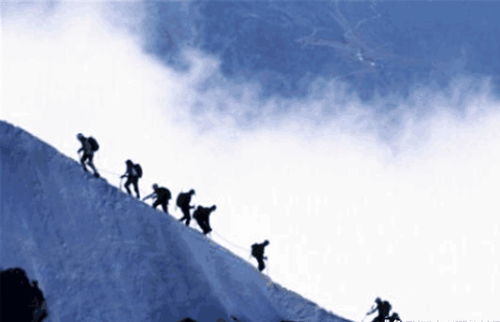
left=0, top=121, right=349, bottom=322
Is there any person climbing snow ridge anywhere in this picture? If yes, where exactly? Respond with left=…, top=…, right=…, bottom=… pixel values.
left=251, top=240, right=270, bottom=272
left=121, top=159, right=142, bottom=199
left=143, top=184, right=171, bottom=214
left=193, top=205, right=217, bottom=235
left=366, top=297, right=393, bottom=322
left=177, top=189, right=195, bottom=226
left=76, top=133, right=100, bottom=178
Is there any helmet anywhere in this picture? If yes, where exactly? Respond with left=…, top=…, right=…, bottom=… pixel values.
left=77, top=133, right=84, bottom=140
left=152, top=184, right=158, bottom=190
left=189, top=189, right=195, bottom=195
left=126, top=159, right=133, bottom=165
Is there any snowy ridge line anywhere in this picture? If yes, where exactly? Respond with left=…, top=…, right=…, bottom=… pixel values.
left=0, top=120, right=351, bottom=322
left=97, top=167, right=252, bottom=259
left=98, top=168, right=252, bottom=261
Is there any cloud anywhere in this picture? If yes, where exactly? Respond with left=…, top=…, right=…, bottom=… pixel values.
left=2, top=3, right=500, bottom=320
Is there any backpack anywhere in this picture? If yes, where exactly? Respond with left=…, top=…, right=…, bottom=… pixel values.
left=193, top=206, right=210, bottom=220
left=176, top=193, right=187, bottom=207
left=87, top=137, right=99, bottom=151
left=380, top=301, right=392, bottom=317
left=193, top=207, right=201, bottom=220
left=134, top=164, right=143, bottom=178
left=251, top=244, right=261, bottom=258
left=156, top=187, right=171, bottom=200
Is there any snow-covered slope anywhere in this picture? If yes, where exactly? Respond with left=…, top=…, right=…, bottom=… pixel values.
left=0, top=121, right=349, bottom=322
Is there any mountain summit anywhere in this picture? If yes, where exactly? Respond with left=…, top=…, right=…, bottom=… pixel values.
left=0, top=121, right=349, bottom=322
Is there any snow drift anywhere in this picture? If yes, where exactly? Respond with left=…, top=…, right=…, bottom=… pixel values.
left=0, top=121, right=349, bottom=322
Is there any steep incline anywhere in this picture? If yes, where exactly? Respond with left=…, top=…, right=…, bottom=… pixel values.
left=0, top=121, right=349, bottom=322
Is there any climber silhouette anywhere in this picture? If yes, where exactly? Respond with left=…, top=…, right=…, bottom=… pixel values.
left=76, top=133, right=100, bottom=178
left=143, top=184, right=171, bottom=213
left=121, top=159, right=142, bottom=199
left=387, top=312, right=401, bottom=322
left=366, top=297, right=392, bottom=322
left=251, top=240, right=270, bottom=272
left=177, top=189, right=195, bottom=226
left=193, top=205, right=217, bottom=235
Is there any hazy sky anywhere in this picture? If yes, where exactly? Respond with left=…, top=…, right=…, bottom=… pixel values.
left=2, top=2, right=500, bottom=321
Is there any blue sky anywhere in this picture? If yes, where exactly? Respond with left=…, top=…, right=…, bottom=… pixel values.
left=2, top=1, right=500, bottom=320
